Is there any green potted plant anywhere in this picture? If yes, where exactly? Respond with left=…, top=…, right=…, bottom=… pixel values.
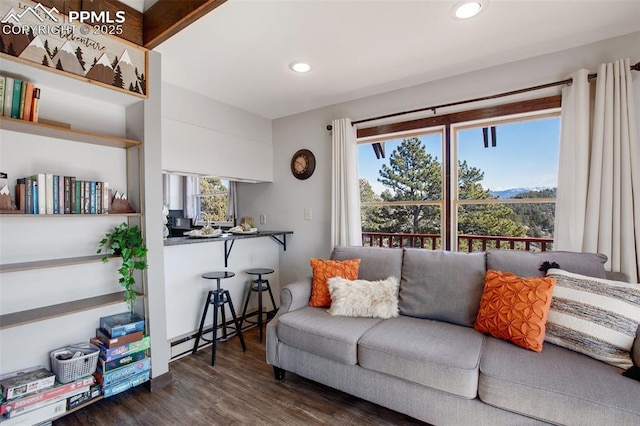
left=97, top=222, right=148, bottom=311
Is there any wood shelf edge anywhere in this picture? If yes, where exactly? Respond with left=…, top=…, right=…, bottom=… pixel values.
left=0, top=254, right=116, bottom=273
left=0, top=116, right=140, bottom=149
left=0, top=53, right=147, bottom=100
left=0, top=292, right=144, bottom=330
left=0, top=212, right=142, bottom=217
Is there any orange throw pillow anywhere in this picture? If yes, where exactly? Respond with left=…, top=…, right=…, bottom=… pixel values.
left=474, top=270, right=556, bottom=352
left=309, top=258, right=361, bottom=307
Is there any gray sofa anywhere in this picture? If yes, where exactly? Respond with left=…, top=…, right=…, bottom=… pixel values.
left=266, top=246, right=640, bottom=425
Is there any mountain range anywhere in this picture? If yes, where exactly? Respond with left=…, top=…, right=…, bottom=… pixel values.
left=489, top=187, right=555, bottom=199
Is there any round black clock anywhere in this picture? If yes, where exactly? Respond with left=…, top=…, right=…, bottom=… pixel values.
left=291, top=149, right=316, bottom=180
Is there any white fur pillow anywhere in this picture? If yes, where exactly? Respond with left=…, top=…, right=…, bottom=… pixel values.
left=326, top=276, right=400, bottom=319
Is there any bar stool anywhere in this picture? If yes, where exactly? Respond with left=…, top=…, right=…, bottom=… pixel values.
left=241, top=268, right=277, bottom=343
left=193, top=271, right=247, bottom=366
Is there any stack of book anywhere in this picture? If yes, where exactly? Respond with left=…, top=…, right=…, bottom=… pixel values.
left=15, top=174, right=110, bottom=215
left=91, top=312, right=151, bottom=398
left=0, top=75, right=41, bottom=122
left=0, top=366, right=98, bottom=425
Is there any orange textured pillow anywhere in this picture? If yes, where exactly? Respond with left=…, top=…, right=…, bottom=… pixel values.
left=309, top=258, right=361, bottom=307
left=474, top=270, right=556, bottom=352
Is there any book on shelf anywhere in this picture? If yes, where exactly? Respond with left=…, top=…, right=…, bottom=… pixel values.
left=0, top=367, right=55, bottom=401
left=0, top=399, right=65, bottom=425
left=96, top=182, right=102, bottom=214
left=31, top=88, right=40, bottom=123
left=3, top=77, right=13, bottom=118
left=83, top=181, right=90, bottom=214
left=15, top=182, right=25, bottom=213
left=0, top=76, right=4, bottom=116
left=17, top=82, right=26, bottom=120
left=89, top=181, right=96, bottom=214
left=102, top=183, right=110, bottom=214
left=99, top=313, right=145, bottom=338
left=69, top=177, right=76, bottom=214
left=93, top=329, right=143, bottom=349
left=97, top=350, right=145, bottom=373
left=0, top=377, right=94, bottom=416
left=22, top=83, right=34, bottom=122
left=102, top=371, right=149, bottom=398
left=75, top=180, right=82, bottom=214
left=63, top=177, right=71, bottom=214
left=45, top=174, right=54, bottom=215
left=52, top=175, right=59, bottom=215
left=97, top=337, right=150, bottom=363
left=29, top=174, right=45, bottom=215
left=58, top=176, right=65, bottom=215
left=94, top=357, right=150, bottom=387
left=10, top=79, right=21, bottom=119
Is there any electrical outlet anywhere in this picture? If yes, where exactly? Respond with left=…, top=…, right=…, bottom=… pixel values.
left=304, top=208, right=312, bottom=221
left=260, top=214, right=266, bottom=224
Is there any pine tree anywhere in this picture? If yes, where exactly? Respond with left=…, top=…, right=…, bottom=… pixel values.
left=55, top=59, right=63, bottom=70
left=42, top=54, right=49, bottom=67
left=75, top=47, right=86, bottom=71
left=113, top=65, right=124, bottom=88
left=138, top=73, right=146, bottom=95
left=92, top=57, right=97, bottom=67
left=199, top=178, right=228, bottom=221
left=111, top=56, right=119, bottom=69
left=51, top=46, right=58, bottom=57
left=44, top=39, right=52, bottom=58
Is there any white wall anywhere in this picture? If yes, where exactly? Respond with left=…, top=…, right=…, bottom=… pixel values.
left=161, top=82, right=273, bottom=181
left=238, top=31, right=640, bottom=285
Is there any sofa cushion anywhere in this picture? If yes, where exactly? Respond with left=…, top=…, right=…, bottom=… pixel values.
left=358, top=316, right=485, bottom=399
left=479, top=336, right=640, bottom=424
left=327, top=276, right=399, bottom=319
left=309, top=258, right=361, bottom=307
left=277, top=306, right=381, bottom=365
left=486, top=249, right=607, bottom=279
left=474, top=270, right=556, bottom=352
left=331, top=246, right=403, bottom=281
left=399, top=249, right=486, bottom=327
left=545, top=268, right=640, bottom=369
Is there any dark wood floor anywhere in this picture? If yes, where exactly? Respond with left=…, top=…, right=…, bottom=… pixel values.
left=54, top=328, right=426, bottom=425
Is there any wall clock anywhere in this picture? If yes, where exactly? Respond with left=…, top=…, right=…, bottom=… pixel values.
left=291, top=149, right=316, bottom=180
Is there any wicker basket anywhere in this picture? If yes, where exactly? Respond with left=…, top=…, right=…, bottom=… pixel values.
left=50, top=343, right=99, bottom=384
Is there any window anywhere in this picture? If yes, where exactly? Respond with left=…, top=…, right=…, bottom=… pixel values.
left=453, top=114, right=559, bottom=251
left=359, top=129, right=444, bottom=249
left=357, top=100, right=560, bottom=253
left=196, top=177, right=233, bottom=226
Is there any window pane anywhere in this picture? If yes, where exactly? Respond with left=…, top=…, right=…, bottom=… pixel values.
left=362, top=205, right=442, bottom=249
left=199, top=177, right=228, bottom=222
left=457, top=117, right=560, bottom=197
left=358, top=133, right=443, bottom=239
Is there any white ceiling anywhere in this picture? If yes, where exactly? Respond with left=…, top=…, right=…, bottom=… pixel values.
left=153, top=0, right=640, bottom=120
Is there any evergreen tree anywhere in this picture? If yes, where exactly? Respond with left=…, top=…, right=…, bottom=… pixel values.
left=376, top=137, right=442, bottom=234
left=92, top=57, right=97, bottom=67
left=199, top=178, right=228, bottom=221
left=360, top=178, right=383, bottom=232
left=28, top=28, right=35, bottom=41
left=111, top=55, right=119, bottom=69
left=51, top=46, right=58, bottom=57
left=113, top=65, right=124, bottom=88
left=55, top=59, right=63, bottom=70
left=42, top=54, right=49, bottom=67
left=75, top=47, right=86, bottom=71
left=44, top=40, right=51, bottom=58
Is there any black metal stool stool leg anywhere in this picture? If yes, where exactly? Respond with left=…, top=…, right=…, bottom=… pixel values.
left=220, top=293, right=228, bottom=340
left=211, top=289, right=221, bottom=366
left=240, top=282, right=253, bottom=328
left=193, top=290, right=213, bottom=355
left=257, top=278, right=265, bottom=343
left=264, top=279, right=277, bottom=316
left=224, top=290, right=247, bottom=352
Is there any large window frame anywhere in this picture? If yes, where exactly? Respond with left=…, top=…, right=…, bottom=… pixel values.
left=356, top=96, right=561, bottom=251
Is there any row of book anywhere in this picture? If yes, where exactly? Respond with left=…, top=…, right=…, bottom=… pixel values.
left=16, top=174, right=110, bottom=215
left=0, top=312, right=150, bottom=424
left=0, top=75, right=41, bottom=123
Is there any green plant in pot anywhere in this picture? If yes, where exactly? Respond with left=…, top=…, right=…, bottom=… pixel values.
left=98, top=222, right=148, bottom=312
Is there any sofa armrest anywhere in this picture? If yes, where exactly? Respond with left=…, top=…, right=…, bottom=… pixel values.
left=278, top=277, right=312, bottom=314
left=266, top=277, right=312, bottom=367
left=605, top=270, right=631, bottom=283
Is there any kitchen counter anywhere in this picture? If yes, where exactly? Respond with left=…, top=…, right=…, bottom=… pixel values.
left=164, top=230, right=293, bottom=246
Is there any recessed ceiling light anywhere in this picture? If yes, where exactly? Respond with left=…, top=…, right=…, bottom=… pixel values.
left=451, top=1, right=485, bottom=20
left=290, top=62, right=312, bottom=73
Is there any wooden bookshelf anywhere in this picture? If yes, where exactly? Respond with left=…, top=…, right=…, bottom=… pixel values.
left=0, top=212, right=142, bottom=217
left=0, top=255, right=117, bottom=273
left=0, top=117, right=140, bottom=149
left=0, top=291, right=143, bottom=330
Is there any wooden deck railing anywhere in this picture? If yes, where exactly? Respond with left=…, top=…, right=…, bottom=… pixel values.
left=362, top=232, right=553, bottom=252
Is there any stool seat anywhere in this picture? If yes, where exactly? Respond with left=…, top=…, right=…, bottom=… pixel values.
left=245, top=268, right=274, bottom=276
left=202, top=271, right=236, bottom=280
left=193, top=270, right=246, bottom=366
left=241, top=268, right=277, bottom=343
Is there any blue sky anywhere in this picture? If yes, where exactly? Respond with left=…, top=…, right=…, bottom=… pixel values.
left=358, top=116, right=560, bottom=195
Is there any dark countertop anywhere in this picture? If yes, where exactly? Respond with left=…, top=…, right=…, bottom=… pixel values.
left=163, top=230, right=293, bottom=247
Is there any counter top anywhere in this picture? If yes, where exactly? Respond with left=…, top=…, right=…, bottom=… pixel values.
left=163, top=230, right=293, bottom=247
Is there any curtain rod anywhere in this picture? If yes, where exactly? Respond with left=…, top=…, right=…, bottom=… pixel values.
left=325, top=61, right=640, bottom=131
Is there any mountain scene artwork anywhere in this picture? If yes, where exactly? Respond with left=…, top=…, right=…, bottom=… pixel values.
left=0, top=0, right=146, bottom=96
